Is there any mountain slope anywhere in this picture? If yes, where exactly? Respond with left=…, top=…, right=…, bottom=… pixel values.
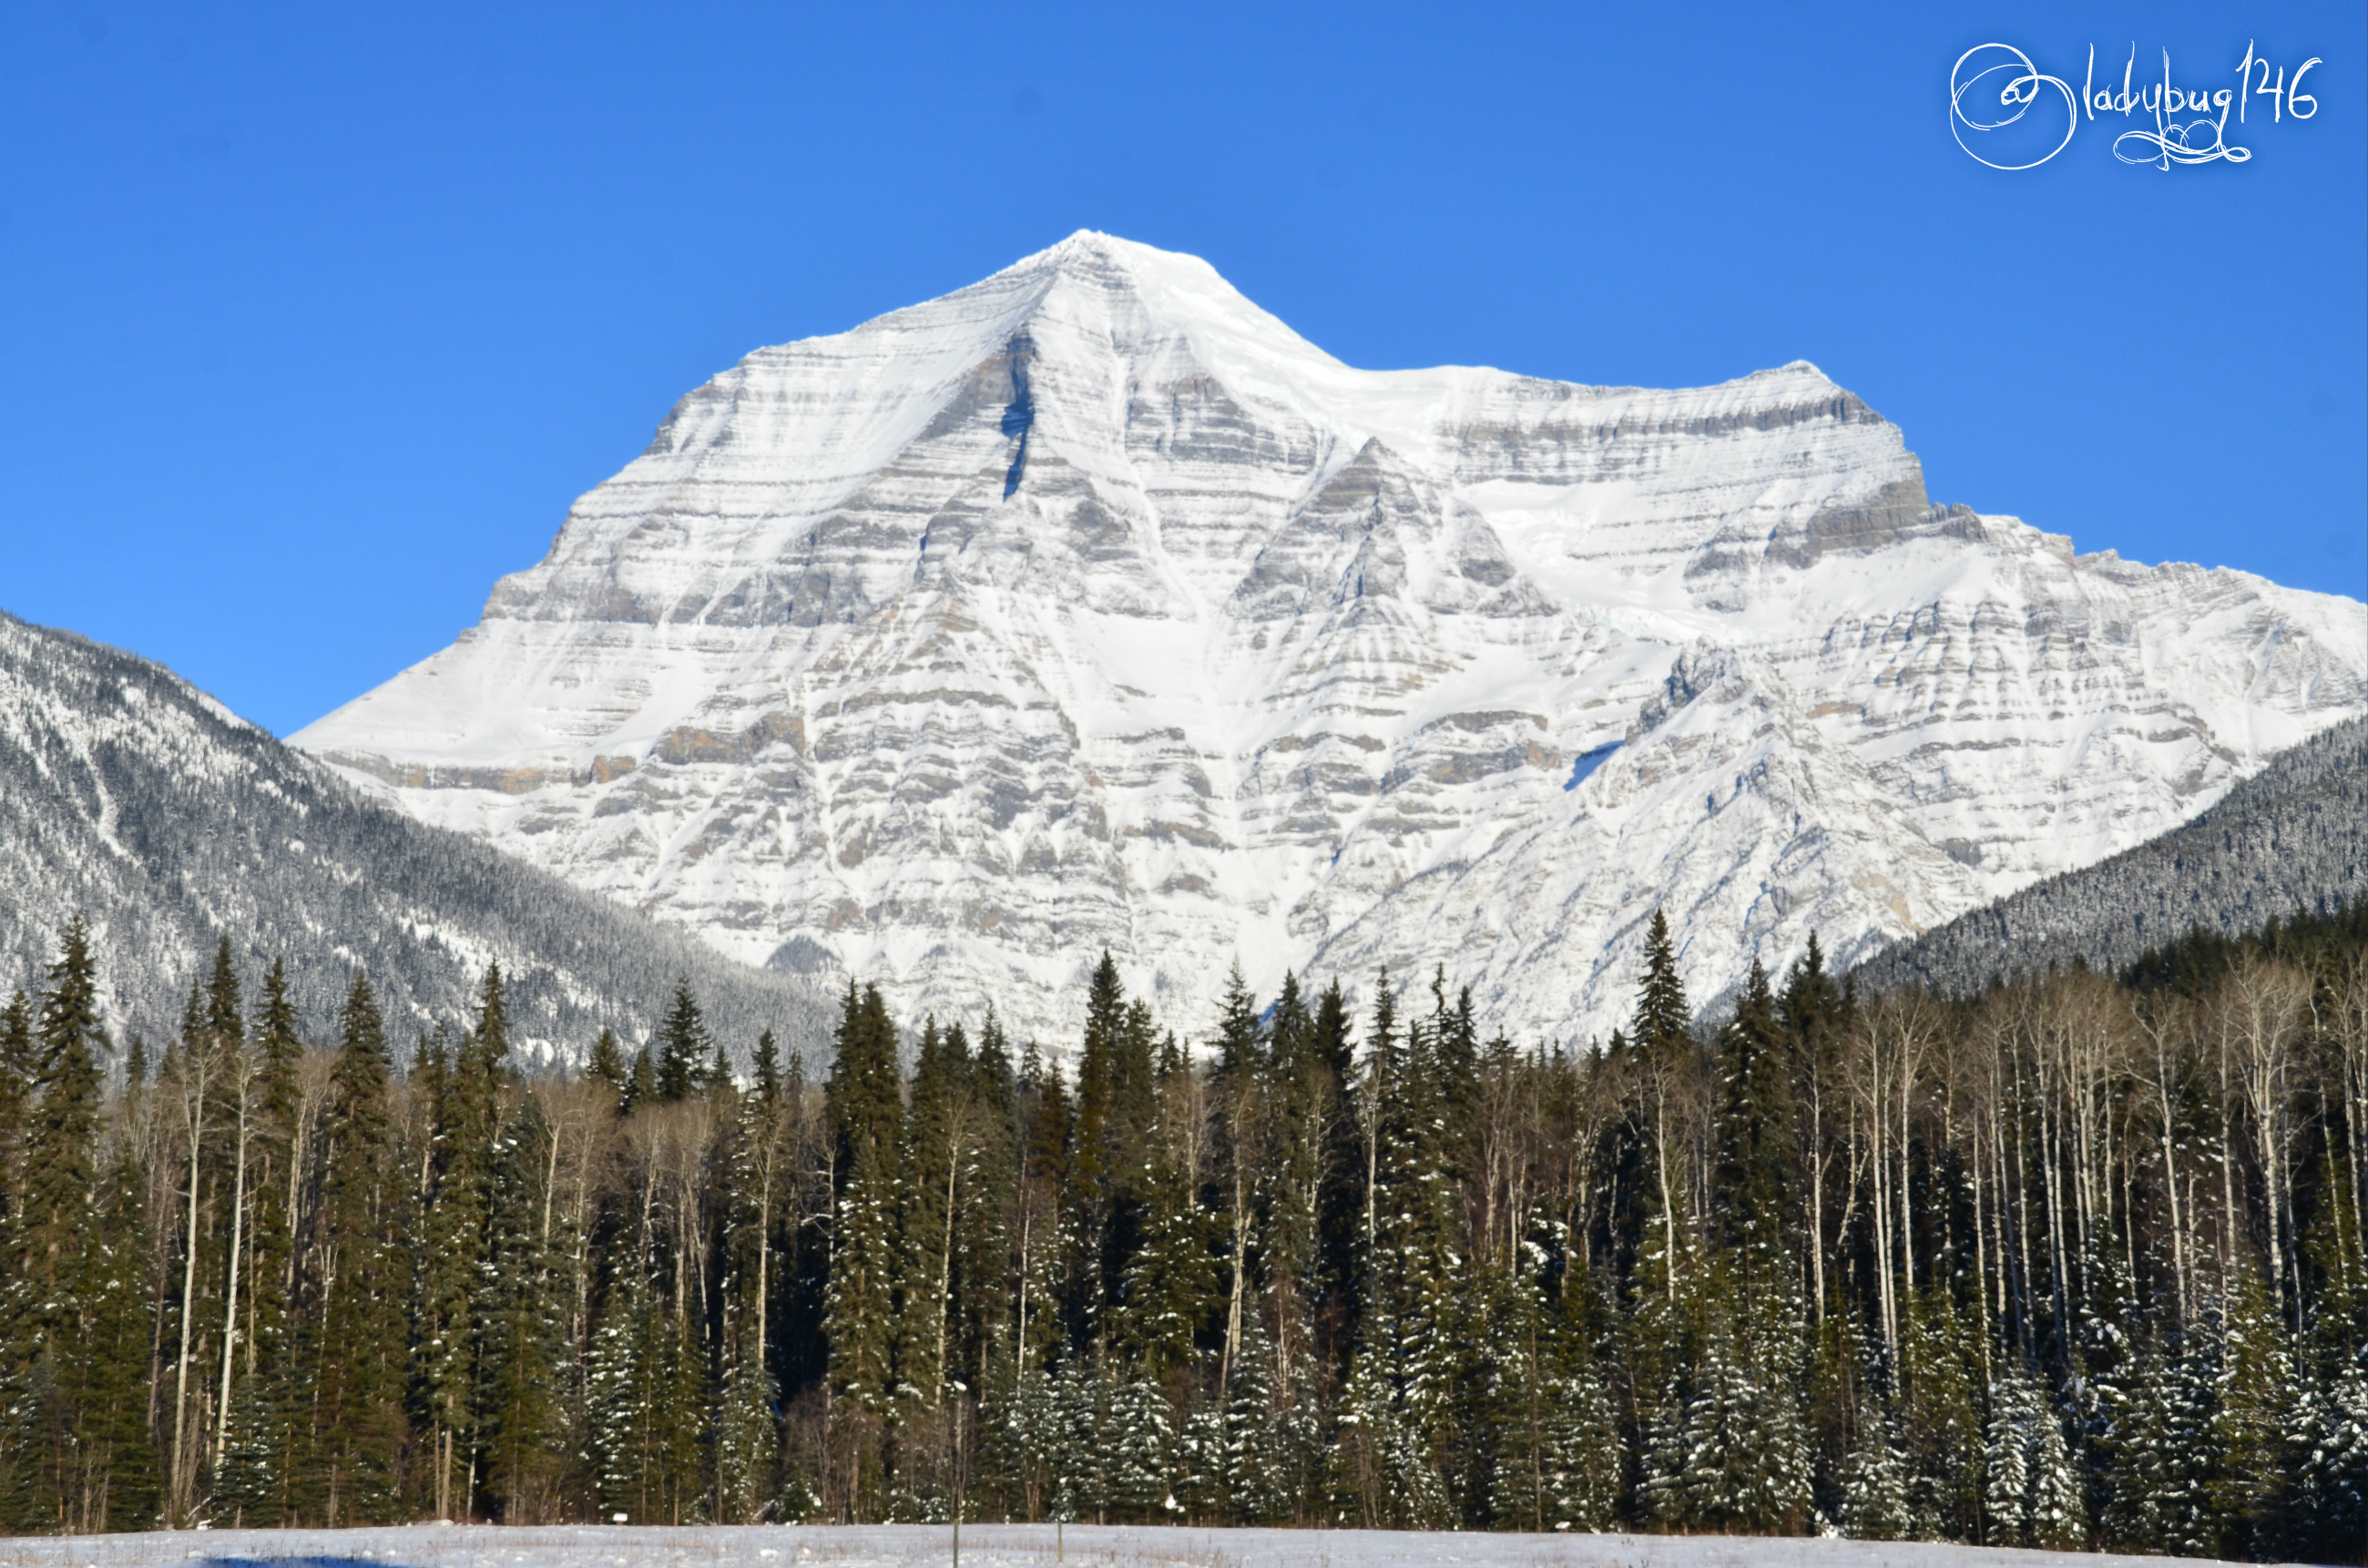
left=1856, top=716, right=2368, bottom=995
left=0, top=610, right=832, bottom=1061
left=293, top=232, right=2368, bottom=1046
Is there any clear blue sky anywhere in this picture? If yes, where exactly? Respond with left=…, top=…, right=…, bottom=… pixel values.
left=2, top=1, right=2361, bottom=736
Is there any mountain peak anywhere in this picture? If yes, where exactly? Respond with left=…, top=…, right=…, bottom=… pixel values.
left=295, top=239, right=2367, bottom=1053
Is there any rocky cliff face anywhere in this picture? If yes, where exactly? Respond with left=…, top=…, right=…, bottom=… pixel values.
left=294, top=233, right=2368, bottom=1047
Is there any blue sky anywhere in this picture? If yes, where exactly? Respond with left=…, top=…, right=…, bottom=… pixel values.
left=1, top=1, right=2361, bottom=736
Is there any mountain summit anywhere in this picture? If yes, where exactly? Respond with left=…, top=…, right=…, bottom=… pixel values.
left=295, top=234, right=2368, bottom=1046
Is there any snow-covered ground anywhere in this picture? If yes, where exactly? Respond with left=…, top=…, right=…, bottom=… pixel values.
left=0, top=1525, right=2247, bottom=1568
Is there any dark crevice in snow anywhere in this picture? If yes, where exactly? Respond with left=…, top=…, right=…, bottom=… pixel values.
left=1001, top=334, right=1036, bottom=499
left=1565, top=742, right=1618, bottom=791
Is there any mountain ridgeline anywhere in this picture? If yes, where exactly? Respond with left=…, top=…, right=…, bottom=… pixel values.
left=1860, top=716, right=2368, bottom=996
left=0, top=610, right=832, bottom=1060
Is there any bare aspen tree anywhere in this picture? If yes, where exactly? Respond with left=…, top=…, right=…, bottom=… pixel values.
left=165, top=1013, right=222, bottom=1522
left=213, top=1035, right=260, bottom=1466
left=2219, top=956, right=2313, bottom=1326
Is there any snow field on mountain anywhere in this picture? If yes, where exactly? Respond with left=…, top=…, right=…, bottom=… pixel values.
left=0, top=1524, right=2241, bottom=1568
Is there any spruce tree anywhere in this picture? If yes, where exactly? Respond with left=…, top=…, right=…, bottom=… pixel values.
left=82, top=1125, right=162, bottom=1530
left=624, top=1044, right=655, bottom=1115
left=1067, top=954, right=1131, bottom=1349
left=2290, top=1356, right=2368, bottom=1561
left=1117, top=1115, right=1212, bottom=1377
left=751, top=1027, right=782, bottom=1102
left=1713, top=962, right=1795, bottom=1296
left=822, top=983, right=903, bottom=1513
left=654, top=980, right=708, bottom=1105
left=1633, top=908, right=1691, bottom=1056
left=4, top=918, right=111, bottom=1530
left=1312, top=975, right=1363, bottom=1375
left=2213, top=1262, right=2296, bottom=1557
left=1842, top=1406, right=1917, bottom=1540
left=0, top=990, right=30, bottom=1222
left=305, top=972, right=405, bottom=1526
left=231, top=956, right=304, bottom=1526
left=475, top=1091, right=568, bottom=1520
left=1220, top=1302, right=1284, bottom=1523
left=416, top=962, right=510, bottom=1518
left=1984, top=1364, right=2084, bottom=1548
left=587, top=1028, right=628, bottom=1107
left=1103, top=1371, right=1175, bottom=1521
left=1049, top=1355, right=1111, bottom=1522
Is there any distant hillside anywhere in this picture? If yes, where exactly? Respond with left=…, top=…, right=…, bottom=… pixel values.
left=0, top=610, right=833, bottom=1064
left=1856, top=716, right=2368, bottom=996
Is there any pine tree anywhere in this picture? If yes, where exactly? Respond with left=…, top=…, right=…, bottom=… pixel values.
left=1067, top=954, right=1131, bottom=1351
left=588, top=1028, right=628, bottom=1107
left=80, top=1125, right=161, bottom=1531
left=1215, top=1308, right=1281, bottom=1523
left=2021, top=1379, right=2087, bottom=1550
left=1104, top=1371, right=1175, bottom=1521
left=1842, top=1406, right=1916, bottom=1541
left=1117, top=1125, right=1212, bottom=1377
left=1049, top=1355, right=1110, bottom=1522
left=822, top=983, right=903, bottom=1515
left=624, top=1045, right=655, bottom=1115
left=1712, top=962, right=1795, bottom=1298
left=654, top=980, right=708, bottom=1105
left=714, top=1346, right=780, bottom=1523
left=2, top=917, right=113, bottom=1531
left=1897, top=1289, right=1983, bottom=1539
left=2290, top=1356, right=2368, bottom=1561
left=416, top=962, right=510, bottom=1519
left=303, top=972, right=405, bottom=1525
left=1982, top=1369, right=2034, bottom=1544
left=475, top=1091, right=568, bottom=1520
left=2213, top=1262, right=2296, bottom=1558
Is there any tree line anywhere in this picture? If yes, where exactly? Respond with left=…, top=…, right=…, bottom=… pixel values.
left=4, top=902, right=2368, bottom=1559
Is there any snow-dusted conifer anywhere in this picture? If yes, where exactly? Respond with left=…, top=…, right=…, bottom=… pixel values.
left=1841, top=1408, right=1915, bottom=1541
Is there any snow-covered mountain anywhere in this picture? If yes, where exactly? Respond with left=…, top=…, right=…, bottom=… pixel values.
left=0, top=611, right=832, bottom=1060
left=294, top=232, right=2368, bottom=1048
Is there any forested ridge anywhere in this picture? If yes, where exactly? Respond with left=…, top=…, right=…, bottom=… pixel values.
left=0, top=608, right=832, bottom=1060
left=5, top=901, right=2368, bottom=1561
left=1862, top=715, right=2368, bottom=997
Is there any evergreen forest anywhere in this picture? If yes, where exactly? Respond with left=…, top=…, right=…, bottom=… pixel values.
left=5, top=901, right=2368, bottom=1561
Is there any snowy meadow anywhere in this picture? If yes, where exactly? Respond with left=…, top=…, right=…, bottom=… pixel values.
left=0, top=1524, right=2256, bottom=1568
